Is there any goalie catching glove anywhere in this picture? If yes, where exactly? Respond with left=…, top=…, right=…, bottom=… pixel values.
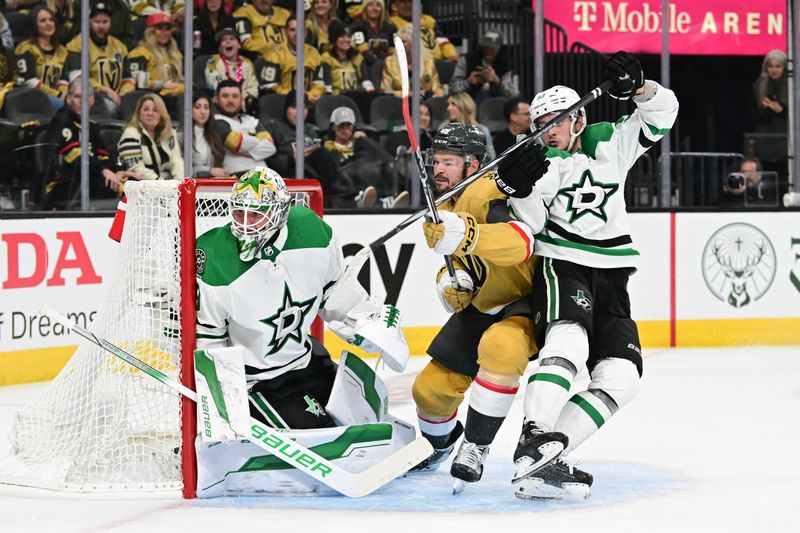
left=423, top=211, right=478, bottom=256
left=328, top=303, right=409, bottom=373
left=436, top=267, right=474, bottom=313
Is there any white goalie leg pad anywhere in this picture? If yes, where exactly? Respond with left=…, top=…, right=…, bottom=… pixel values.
left=327, top=351, right=389, bottom=425
left=555, top=357, right=640, bottom=454
left=352, top=305, right=409, bottom=372
left=523, top=320, right=588, bottom=431
left=196, top=421, right=414, bottom=497
left=194, top=346, right=250, bottom=441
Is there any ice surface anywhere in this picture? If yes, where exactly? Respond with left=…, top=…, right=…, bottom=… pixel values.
left=1, top=346, right=798, bottom=532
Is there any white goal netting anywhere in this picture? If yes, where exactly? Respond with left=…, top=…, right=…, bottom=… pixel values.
left=0, top=179, right=316, bottom=494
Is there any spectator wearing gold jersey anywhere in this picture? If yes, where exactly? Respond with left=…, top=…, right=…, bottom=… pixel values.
left=321, top=20, right=373, bottom=95
left=255, top=14, right=329, bottom=103
left=15, top=5, right=69, bottom=110
left=349, top=0, right=396, bottom=68
left=389, top=0, right=458, bottom=62
left=118, top=92, right=184, bottom=180
left=205, top=27, right=259, bottom=101
left=305, top=0, right=338, bottom=53
left=121, top=12, right=185, bottom=97
left=381, top=25, right=442, bottom=99
left=233, top=0, right=291, bottom=59
left=72, top=0, right=135, bottom=49
left=64, top=3, right=130, bottom=116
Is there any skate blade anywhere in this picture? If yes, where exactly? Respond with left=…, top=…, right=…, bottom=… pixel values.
left=511, top=441, right=564, bottom=483
left=452, top=478, right=465, bottom=495
left=514, top=479, right=590, bottom=501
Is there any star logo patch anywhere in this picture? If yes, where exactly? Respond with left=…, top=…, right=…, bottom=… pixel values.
left=558, top=169, right=619, bottom=223
left=303, top=395, right=326, bottom=417
left=260, top=283, right=316, bottom=356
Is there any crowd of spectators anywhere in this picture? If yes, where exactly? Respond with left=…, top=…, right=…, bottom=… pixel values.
left=0, top=0, right=522, bottom=212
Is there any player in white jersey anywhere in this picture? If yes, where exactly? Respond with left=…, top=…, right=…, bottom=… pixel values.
left=494, top=51, right=679, bottom=500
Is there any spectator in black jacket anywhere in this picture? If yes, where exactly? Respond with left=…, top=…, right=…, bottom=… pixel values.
left=41, top=76, right=133, bottom=210
left=492, top=96, right=529, bottom=155
left=450, top=29, right=519, bottom=104
left=194, top=0, right=236, bottom=57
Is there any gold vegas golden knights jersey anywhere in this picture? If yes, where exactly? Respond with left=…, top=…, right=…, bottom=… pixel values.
left=320, top=51, right=366, bottom=94
left=65, top=35, right=129, bottom=93
left=14, top=40, right=69, bottom=97
left=440, top=174, right=537, bottom=315
left=121, top=46, right=183, bottom=95
left=233, top=4, right=292, bottom=58
left=255, top=43, right=328, bottom=101
left=387, top=14, right=458, bottom=62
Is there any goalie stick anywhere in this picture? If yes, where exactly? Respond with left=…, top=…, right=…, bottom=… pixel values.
left=359, top=78, right=615, bottom=254
left=40, top=305, right=433, bottom=498
left=393, top=34, right=458, bottom=287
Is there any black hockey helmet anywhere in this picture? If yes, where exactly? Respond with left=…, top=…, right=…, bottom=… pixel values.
left=431, top=123, right=487, bottom=161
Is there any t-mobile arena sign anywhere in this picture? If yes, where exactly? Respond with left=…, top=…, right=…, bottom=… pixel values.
left=542, top=0, right=787, bottom=55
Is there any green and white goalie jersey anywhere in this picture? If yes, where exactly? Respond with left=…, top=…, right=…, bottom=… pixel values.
left=195, top=206, right=342, bottom=382
left=511, top=81, right=679, bottom=269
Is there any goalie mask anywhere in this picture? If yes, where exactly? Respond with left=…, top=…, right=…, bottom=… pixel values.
left=530, top=85, right=586, bottom=152
left=229, top=167, right=292, bottom=260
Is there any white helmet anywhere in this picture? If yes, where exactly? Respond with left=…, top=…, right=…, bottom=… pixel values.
left=530, top=85, right=586, bottom=151
left=229, top=167, right=292, bottom=260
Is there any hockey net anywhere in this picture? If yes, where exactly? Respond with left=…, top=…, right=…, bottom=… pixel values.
left=0, top=178, right=323, bottom=497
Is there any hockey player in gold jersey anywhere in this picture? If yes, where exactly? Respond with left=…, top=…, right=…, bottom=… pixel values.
left=412, top=124, right=550, bottom=489
left=255, top=14, right=329, bottom=103
left=233, top=0, right=291, bottom=58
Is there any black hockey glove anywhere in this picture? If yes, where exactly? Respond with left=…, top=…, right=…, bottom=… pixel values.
left=604, top=51, right=644, bottom=100
left=495, top=142, right=549, bottom=198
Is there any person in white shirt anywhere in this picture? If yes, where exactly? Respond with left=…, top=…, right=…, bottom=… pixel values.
left=214, top=79, right=276, bottom=176
left=190, top=93, right=228, bottom=178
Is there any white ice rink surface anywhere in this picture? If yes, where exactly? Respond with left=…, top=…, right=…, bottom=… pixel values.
left=0, top=346, right=798, bottom=532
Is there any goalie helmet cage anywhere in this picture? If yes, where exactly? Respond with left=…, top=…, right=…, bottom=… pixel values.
left=0, top=178, right=324, bottom=499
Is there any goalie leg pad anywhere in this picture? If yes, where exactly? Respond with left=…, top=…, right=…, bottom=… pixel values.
left=196, top=422, right=413, bottom=498
left=194, top=346, right=250, bottom=441
left=412, top=360, right=472, bottom=419
left=326, top=351, right=389, bottom=426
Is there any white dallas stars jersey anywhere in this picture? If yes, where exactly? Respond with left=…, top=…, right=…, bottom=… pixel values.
left=511, top=81, right=678, bottom=269
left=195, top=206, right=342, bottom=383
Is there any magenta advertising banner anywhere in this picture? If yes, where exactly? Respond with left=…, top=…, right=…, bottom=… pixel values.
left=542, top=0, right=788, bottom=55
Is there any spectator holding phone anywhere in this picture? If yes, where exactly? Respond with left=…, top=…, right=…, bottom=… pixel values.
left=450, top=30, right=519, bottom=104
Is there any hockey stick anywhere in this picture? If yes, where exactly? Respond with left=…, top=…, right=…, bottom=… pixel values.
left=364, top=79, right=615, bottom=251
left=40, top=305, right=433, bottom=498
left=393, top=35, right=458, bottom=287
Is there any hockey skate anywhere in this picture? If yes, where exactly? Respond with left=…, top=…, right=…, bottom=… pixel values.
left=410, top=421, right=464, bottom=473
left=511, top=421, right=568, bottom=483
left=514, top=458, right=593, bottom=500
left=450, top=440, right=489, bottom=494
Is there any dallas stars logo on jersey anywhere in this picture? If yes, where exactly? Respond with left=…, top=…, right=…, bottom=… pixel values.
left=260, top=283, right=316, bottom=356
left=558, top=169, right=619, bottom=223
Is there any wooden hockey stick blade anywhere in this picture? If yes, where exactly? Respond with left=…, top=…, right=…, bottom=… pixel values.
left=365, top=79, right=615, bottom=251
left=41, top=305, right=433, bottom=498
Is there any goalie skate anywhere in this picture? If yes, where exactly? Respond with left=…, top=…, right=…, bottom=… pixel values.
left=511, top=421, right=568, bottom=483
left=514, top=458, right=592, bottom=500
